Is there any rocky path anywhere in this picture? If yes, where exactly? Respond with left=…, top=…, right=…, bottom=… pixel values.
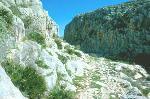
left=76, top=57, right=150, bottom=99
left=76, top=59, right=98, bottom=99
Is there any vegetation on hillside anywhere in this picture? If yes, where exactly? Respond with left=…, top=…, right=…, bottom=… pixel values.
left=1, top=60, right=47, bottom=99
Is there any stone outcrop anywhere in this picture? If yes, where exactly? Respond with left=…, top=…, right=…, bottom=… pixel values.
left=64, top=0, right=150, bottom=61
left=0, top=0, right=58, bottom=62
left=0, top=0, right=87, bottom=98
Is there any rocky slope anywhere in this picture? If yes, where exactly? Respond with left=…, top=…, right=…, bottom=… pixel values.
left=64, top=0, right=150, bottom=65
left=0, top=0, right=150, bottom=99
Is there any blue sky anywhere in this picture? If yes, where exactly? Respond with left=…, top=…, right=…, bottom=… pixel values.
left=41, top=0, right=129, bottom=36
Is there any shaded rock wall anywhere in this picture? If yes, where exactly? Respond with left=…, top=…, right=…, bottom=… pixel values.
left=64, top=0, right=150, bottom=60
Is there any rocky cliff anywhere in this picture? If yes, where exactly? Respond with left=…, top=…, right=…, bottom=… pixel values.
left=64, top=0, right=150, bottom=63
left=0, top=0, right=82, bottom=98
left=0, top=0, right=150, bottom=99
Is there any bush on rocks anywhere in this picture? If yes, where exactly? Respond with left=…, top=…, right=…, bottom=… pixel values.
left=1, top=60, right=47, bottom=99
left=26, top=32, right=46, bottom=47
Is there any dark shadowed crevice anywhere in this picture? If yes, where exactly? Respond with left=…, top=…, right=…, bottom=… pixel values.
left=134, top=53, right=150, bottom=74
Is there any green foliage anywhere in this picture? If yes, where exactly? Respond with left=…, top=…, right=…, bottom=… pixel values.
left=74, top=51, right=82, bottom=57
left=142, top=88, right=150, bottom=96
left=20, top=67, right=46, bottom=98
left=52, top=34, right=58, bottom=38
left=91, top=81, right=102, bottom=89
left=65, top=46, right=81, bottom=57
left=35, top=60, right=49, bottom=69
left=55, top=38, right=62, bottom=49
left=0, top=16, right=13, bottom=61
left=22, top=16, right=33, bottom=28
left=0, top=17, right=7, bottom=37
left=66, top=68, right=72, bottom=77
left=65, top=47, right=74, bottom=55
left=26, top=32, right=46, bottom=47
left=9, top=6, right=21, bottom=17
left=91, top=72, right=101, bottom=81
left=48, top=51, right=52, bottom=55
left=73, top=76, right=84, bottom=88
left=1, top=60, right=24, bottom=88
left=1, top=60, right=47, bottom=99
left=57, top=72, right=65, bottom=81
left=47, top=86, right=75, bottom=99
left=57, top=54, right=68, bottom=64
left=0, top=7, right=13, bottom=27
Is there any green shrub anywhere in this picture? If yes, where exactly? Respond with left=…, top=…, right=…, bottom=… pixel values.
left=66, top=48, right=74, bottom=55
left=35, top=60, right=49, bottom=69
left=142, top=88, right=150, bottom=96
left=91, top=72, right=101, bottom=81
left=52, top=34, right=58, bottom=38
left=0, top=7, right=13, bottom=27
left=74, top=51, right=82, bottom=57
left=57, top=54, right=68, bottom=64
left=9, top=6, right=21, bottom=17
left=20, top=67, right=46, bottom=98
left=65, top=46, right=81, bottom=57
left=55, top=39, right=62, bottom=49
left=73, top=76, right=84, bottom=88
left=26, top=32, right=46, bottom=47
left=1, top=60, right=47, bottom=99
left=0, top=17, right=7, bottom=37
left=57, top=72, right=65, bottom=82
left=47, top=86, right=75, bottom=99
left=22, top=16, right=33, bottom=28
left=91, top=81, right=102, bottom=89
left=0, top=14, right=14, bottom=60
left=1, top=60, right=25, bottom=88
left=66, top=68, right=72, bottom=77
left=48, top=51, right=52, bottom=55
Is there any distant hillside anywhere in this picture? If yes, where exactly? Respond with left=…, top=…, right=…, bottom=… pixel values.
left=64, top=0, right=150, bottom=67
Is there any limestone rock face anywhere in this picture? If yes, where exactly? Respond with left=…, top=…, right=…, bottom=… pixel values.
left=0, top=66, right=27, bottom=99
left=64, top=0, right=150, bottom=59
left=0, top=0, right=58, bottom=61
left=8, top=41, right=41, bottom=66
left=8, top=41, right=52, bottom=89
left=1, top=0, right=58, bottom=37
left=12, top=16, right=25, bottom=42
left=8, top=40, right=79, bottom=91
